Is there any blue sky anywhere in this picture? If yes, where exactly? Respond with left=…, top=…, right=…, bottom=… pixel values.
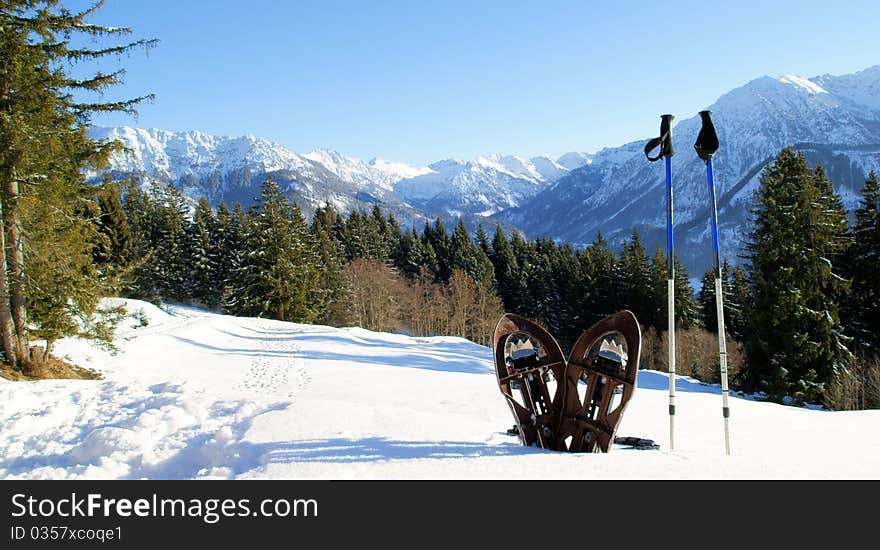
left=80, top=0, right=879, bottom=165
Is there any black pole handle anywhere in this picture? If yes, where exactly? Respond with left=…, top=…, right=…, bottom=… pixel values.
left=645, top=114, right=675, bottom=162
left=694, top=110, right=719, bottom=162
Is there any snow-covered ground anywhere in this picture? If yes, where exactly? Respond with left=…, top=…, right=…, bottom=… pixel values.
left=1, top=299, right=878, bottom=480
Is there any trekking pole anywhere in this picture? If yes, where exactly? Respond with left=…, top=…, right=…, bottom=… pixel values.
left=645, top=114, right=676, bottom=450
left=694, top=110, right=731, bottom=455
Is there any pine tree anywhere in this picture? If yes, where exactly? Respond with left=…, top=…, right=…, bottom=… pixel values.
left=213, top=202, right=234, bottom=298
left=186, top=198, right=219, bottom=307
left=745, top=149, right=850, bottom=402
left=847, top=171, right=880, bottom=351
left=219, top=203, right=248, bottom=312
left=226, top=180, right=325, bottom=322
left=475, top=225, right=491, bottom=256
left=727, top=265, right=750, bottom=342
left=617, top=229, right=654, bottom=327
left=450, top=219, right=479, bottom=278
left=489, top=226, right=521, bottom=312
left=647, top=247, right=697, bottom=331
left=150, top=184, right=190, bottom=301
left=0, top=2, right=155, bottom=366
left=311, top=203, right=345, bottom=321
left=583, top=231, right=618, bottom=323
left=697, top=259, right=733, bottom=333
left=648, top=248, right=669, bottom=330
left=423, top=218, right=452, bottom=283
left=120, top=180, right=158, bottom=301
left=391, top=227, right=429, bottom=278
left=93, top=177, right=133, bottom=270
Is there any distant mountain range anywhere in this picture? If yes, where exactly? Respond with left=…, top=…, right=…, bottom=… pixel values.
left=91, top=65, right=880, bottom=273
left=88, top=126, right=591, bottom=231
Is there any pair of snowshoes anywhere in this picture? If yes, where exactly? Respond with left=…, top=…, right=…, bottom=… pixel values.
left=493, top=311, right=641, bottom=453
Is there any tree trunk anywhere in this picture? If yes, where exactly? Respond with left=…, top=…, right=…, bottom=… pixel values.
left=1, top=48, right=28, bottom=365
left=0, top=205, right=17, bottom=366
left=3, top=177, right=29, bottom=362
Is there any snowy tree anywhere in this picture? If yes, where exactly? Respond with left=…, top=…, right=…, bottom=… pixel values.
left=150, top=184, right=190, bottom=302
left=225, top=180, right=325, bottom=322
left=185, top=199, right=220, bottom=307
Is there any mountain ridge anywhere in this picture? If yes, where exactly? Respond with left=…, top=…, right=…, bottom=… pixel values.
left=92, top=65, right=880, bottom=273
left=495, top=66, right=880, bottom=272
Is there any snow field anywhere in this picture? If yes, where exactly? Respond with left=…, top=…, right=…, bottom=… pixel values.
left=1, top=299, right=878, bottom=480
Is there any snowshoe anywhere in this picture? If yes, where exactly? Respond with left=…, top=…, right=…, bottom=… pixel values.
left=493, top=310, right=642, bottom=453
left=555, top=310, right=641, bottom=453
left=492, top=314, right=567, bottom=449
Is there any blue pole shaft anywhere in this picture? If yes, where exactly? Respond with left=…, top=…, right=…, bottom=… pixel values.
left=707, top=160, right=721, bottom=275
left=706, top=159, right=731, bottom=455
left=666, top=156, right=676, bottom=451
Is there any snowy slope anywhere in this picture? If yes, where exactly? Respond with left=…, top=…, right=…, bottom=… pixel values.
left=1, top=300, right=878, bottom=480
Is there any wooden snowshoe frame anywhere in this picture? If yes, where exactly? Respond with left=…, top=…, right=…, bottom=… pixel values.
left=493, top=314, right=566, bottom=449
left=493, top=311, right=641, bottom=453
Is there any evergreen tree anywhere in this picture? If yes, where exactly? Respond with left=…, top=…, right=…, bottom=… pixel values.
left=311, top=203, right=345, bottom=321
left=617, top=229, right=654, bottom=326
left=226, top=180, right=325, bottom=322
left=423, top=218, right=452, bottom=283
left=546, top=243, right=582, bottom=350
left=697, top=260, right=733, bottom=333
left=450, top=219, right=479, bottom=279
left=475, top=225, right=491, bottom=256
left=648, top=248, right=670, bottom=330
left=727, top=265, right=750, bottom=342
left=219, top=203, right=248, bottom=312
left=847, top=171, right=880, bottom=351
left=213, top=202, right=235, bottom=298
left=489, top=226, right=521, bottom=311
left=150, top=184, right=190, bottom=301
left=745, top=149, right=850, bottom=402
left=93, top=177, right=133, bottom=270
left=0, top=2, right=154, bottom=366
left=391, top=227, right=428, bottom=278
left=672, top=256, right=697, bottom=329
left=186, top=198, right=219, bottom=307
left=647, top=248, right=697, bottom=331
left=583, top=231, right=618, bottom=323
left=120, top=180, right=158, bottom=301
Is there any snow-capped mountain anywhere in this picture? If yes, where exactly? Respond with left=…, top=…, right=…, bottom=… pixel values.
left=90, top=127, right=568, bottom=223
left=497, top=65, right=880, bottom=273
left=89, top=126, right=435, bottom=223
left=301, top=148, right=433, bottom=192
left=556, top=151, right=593, bottom=170
left=92, top=65, right=880, bottom=272
left=393, top=156, right=552, bottom=217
